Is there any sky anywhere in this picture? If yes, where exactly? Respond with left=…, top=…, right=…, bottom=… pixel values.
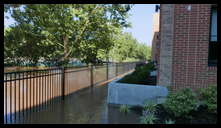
left=123, top=4, right=157, bottom=46
left=4, top=4, right=157, bottom=46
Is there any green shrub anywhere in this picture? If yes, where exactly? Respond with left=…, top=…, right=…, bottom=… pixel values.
left=140, top=112, right=157, bottom=124
left=143, top=101, right=157, bottom=114
left=197, top=85, right=217, bottom=114
left=119, top=104, right=130, bottom=114
left=119, top=62, right=155, bottom=85
left=164, top=119, right=175, bottom=124
left=163, top=88, right=198, bottom=118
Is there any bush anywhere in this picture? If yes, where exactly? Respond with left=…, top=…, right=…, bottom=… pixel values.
left=119, top=62, right=155, bottom=85
left=140, top=112, right=157, bottom=124
left=140, top=100, right=158, bottom=124
left=143, top=101, right=157, bottom=114
left=197, top=85, right=217, bottom=114
left=165, top=119, right=175, bottom=124
left=163, top=88, right=198, bottom=118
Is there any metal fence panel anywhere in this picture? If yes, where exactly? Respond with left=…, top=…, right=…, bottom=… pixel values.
left=93, top=66, right=107, bottom=85
left=108, top=63, right=116, bottom=79
left=64, top=67, right=91, bottom=96
left=4, top=62, right=139, bottom=124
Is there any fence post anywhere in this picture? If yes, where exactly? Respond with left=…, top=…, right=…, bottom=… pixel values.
left=61, top=67, right=65, bottom=100
left=90, top=64, right=94, bottom=87
left=106, top=63, right=109, bottom=80
left=116, top=63, right=118, bottom=76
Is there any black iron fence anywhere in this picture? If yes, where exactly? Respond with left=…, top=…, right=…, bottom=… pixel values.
left=4, top=62, right=139, bottom=124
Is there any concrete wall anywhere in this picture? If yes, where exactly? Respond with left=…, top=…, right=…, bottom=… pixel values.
left=107, top=78, right=168, bottom=106
left=158, top=4, right=174, bottom=87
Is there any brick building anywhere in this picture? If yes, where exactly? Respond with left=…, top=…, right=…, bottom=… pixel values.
left=151, top=12, right=160, bottom=63
left=157, top=4, right=217, bottom=91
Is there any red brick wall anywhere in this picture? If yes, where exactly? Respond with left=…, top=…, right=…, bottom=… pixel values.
left=151, top=32, right=160, bottom=62
left=157, top=8, right=162, bottom=84
left=171, top=4, right=217, bottom=91
left=155, top=33, right=160, bottom=65
left=155, top=32, right=160, bottom=83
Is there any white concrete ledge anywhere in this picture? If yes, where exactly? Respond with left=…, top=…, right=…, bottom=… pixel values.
left=107, top=77, right=168, bottom=106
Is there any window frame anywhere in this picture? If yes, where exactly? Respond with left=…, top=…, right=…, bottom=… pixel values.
left=208, top=5, right=217, bottom=66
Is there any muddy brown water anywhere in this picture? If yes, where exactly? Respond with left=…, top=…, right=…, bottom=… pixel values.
left=5, top=84, right=141, bottom=124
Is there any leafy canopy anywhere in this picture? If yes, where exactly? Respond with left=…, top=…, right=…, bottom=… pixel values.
left=4, top=4, right=133, bottom=66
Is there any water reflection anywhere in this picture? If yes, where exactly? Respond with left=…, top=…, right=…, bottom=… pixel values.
left=8, top=84, right=140, bottom=124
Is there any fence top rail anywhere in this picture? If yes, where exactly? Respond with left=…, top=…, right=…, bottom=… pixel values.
left=4, top=67, right=63, bottom=75
left=63, top=65, right=89, bottom=69
left=65, top=67, right=90, bottom=73
left=4, top=62, right=139, bottom=75
left=4, top=72, right=62, bottom=82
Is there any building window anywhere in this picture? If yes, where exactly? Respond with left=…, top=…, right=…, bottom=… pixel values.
left=208, top=6, right=217, bottom=66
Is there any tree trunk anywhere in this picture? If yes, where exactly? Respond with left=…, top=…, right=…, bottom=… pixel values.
left=63, top=35, right=69, bottom=61
left=57, top=35, right=69, bottom=66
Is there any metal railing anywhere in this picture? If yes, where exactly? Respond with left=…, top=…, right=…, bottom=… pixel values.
left=4, top=62, right=139, bottom=124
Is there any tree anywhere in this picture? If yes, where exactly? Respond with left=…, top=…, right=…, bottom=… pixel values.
left=4, top=4, right=133, bottom=66
left=135, top=43, right=151, bottom=61
left=4, top=24, right=47, bottom=66
left=109, top=32, right=151, bottom=62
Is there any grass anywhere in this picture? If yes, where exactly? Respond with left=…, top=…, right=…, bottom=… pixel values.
left=119, top=105, right=130, bottom=114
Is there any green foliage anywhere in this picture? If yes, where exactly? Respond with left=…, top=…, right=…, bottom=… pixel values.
left=197, top=85, right=217, bottom=114
left=4, top=4, right=133, bottom=66
left=140, top=112, right=157, bottom=124
left=109, top=32, right=151, bottom=62
left=143, top=101, right=157, bottom=114
left=119, top=104, right=130, bottom=114
left=119, top=62, right=155, bottom=84
left=140, top=99, right=158, bottom=124
left=4, top=24, right=46, bottom=66
left=163, top=88, right=198, bottom=118
left=4, top=4, right=21, bottom=13
left=164, top=119, right=175, bottom=124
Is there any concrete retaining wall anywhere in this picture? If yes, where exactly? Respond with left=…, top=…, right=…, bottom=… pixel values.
left=107, top=78, right=168, bottom=106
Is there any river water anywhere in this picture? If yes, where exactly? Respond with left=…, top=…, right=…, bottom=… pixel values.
left=8, top=84, right=141, bottom=124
